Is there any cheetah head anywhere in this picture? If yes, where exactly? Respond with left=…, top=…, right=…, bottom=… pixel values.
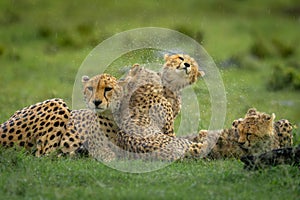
left=237, top=109, right=275, bottom=152
left=82, top=74, right=123, bottom=114
left=161, top=54, right=205, bottom=91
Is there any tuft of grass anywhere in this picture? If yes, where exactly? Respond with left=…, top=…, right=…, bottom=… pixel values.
left=174, top=25, right=204, bottom=44
left=267, top=63, right=300, bottom=91
left=250, top=38, right=276, bottom=59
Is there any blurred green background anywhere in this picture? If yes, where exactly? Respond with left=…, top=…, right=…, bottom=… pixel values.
left=0, top=1, right=300, bottom=199
left=0, top=0, right=299, bottom=137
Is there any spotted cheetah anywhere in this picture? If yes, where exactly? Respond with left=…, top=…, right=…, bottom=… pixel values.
left=0, top=97, right=120, bottom=160
left=160, top=54, right=205, bottom=118
left=182, top=108, right=294, bottom=159
left=116, top=53, right=205, bottom=136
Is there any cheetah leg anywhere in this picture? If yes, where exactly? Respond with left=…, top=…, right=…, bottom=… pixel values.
left=241, top=145, right=300, bottom=170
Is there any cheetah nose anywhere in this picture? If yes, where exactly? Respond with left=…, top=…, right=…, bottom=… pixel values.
left=93, top=100, right=102, bottom=107
left=238, top=141, right=246, bottom=146
left=184, top=63, right=190, bottom=68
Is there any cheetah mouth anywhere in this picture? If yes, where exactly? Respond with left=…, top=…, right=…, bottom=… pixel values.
left=94, top=107, right=105, bottom=113
left=176, top=67, right=190, bottom=75
left=183, top=67, right=190, bottom=74
left=238, top=144, right=249, bottom=152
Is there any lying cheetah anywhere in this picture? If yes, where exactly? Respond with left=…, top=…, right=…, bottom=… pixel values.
left=181, top=118, right=244, bottom=159
left=0, top=97, right=120, bottom=160
left=182, top=108, right=294, bottom=159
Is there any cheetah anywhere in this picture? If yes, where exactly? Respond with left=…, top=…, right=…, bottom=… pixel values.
left=81, top=73, right=208, bottom=161
left=160, top=54, right=205, bottom=118
left=237, top=108, right=279, bottom=155
left=0, top=97, right=120, bottom=160
left=182, top=108, right=294, bottom=159
left=117, top=53, right=205, bottom=136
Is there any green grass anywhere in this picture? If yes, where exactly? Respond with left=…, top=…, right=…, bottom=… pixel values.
left=1, top=148, right=299, bottom=200
left=0, top=0, right=300, bottom=199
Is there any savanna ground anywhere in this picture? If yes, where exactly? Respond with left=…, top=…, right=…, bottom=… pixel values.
left=0, top=0, right=300, bottom=199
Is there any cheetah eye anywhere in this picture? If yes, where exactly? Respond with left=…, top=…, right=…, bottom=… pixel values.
left=104, top=87, right=113, bottom=92
left=87, top=86, right=93, bottom=91
left=178, top=56, right=184, bottom=61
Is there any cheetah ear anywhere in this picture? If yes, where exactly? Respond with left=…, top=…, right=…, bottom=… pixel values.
left=117, top=80, right=128, bottom=88
left=271, top=113, right=276, bottom=121
left=129, top=64, right=141, bottom=76
left=132, top=63, right=140, bottom=68
left=118, top=80, right=128, bottom=94
left=232, top=118, right=243, bottom=128
left=82, top=75, right=90, bottom=83
left=197, top=70, right=205, bottom=77
left=246, top=108, right=257, bottom=116
left=164, top=54, right=170, bottom=61
left=265, top=113, right=276, bottom=121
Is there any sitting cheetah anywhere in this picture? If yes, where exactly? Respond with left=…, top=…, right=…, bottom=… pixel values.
left=117, top=53, right=205, bottom=136
left=82, top=73, right=208, bottom=161
left=182, top=108, right=294, bottom=159
left=160, top=54, right=205, bottom=118
left=115, top=64, right=175, bottom=137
